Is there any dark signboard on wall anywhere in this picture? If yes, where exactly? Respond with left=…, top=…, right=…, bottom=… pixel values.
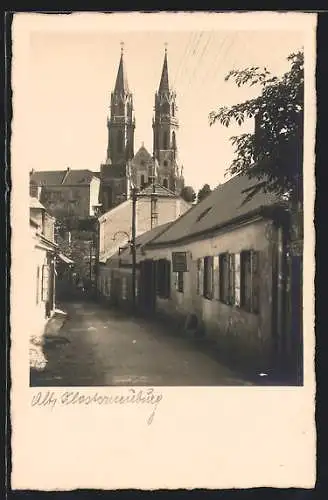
left=172, top=252, right=188, bottom=272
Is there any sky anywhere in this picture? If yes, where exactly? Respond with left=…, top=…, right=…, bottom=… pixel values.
left=25, top=15, right=304, bottom=192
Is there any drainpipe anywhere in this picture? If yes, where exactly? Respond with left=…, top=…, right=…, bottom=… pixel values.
left=276, top=224, right=287, bottom=375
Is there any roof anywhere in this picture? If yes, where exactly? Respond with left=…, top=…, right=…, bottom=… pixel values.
left=158, top=50, right=169, bottom=93
left=29, top=196, right=46, bottom=210
left=30, top=169, right=98, bottom=186
left=114, top=51, right=129, bottom=94
left=147, top=174, right=282, bottom=247
left=131, top=145, right=153, bottom=164
left=108, top=222, right=172, bottom=266
left=138, top=183, right=177, bottom=198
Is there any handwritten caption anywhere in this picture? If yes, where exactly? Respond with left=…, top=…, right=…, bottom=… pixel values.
left=31, top=388, right=163, bottom=425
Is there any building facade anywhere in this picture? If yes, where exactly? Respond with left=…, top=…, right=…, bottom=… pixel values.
left=30, top=168, right=101, bottom=219
left=98, top=174, right=299, bottom=379
left=98, top=184, right=191, bottom=266
left=29, top=197, right=58, bottom=337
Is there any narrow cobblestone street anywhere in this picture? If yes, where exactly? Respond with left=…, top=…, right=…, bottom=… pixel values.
left=30, top=301, right=253, bottom=386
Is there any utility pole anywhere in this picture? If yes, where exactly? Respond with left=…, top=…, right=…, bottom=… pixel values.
left=131, top=186, right=137, bottom=310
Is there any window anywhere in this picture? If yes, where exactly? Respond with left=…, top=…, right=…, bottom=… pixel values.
left=163, top=160, right=168, bottom=167
left=163, top=131, right=169, bottom=150
left=240, top=250, right=260, bottom=313
left=219, top=253, right=235, bottom=305
left=172, top=131, right=176, bottom=150
left=163, top=178, right=168, bottom=188
left=176, top=271, right=184, bottom=293
left=203, top=256, right=214, bottom=299
left=141, top=174, right=145, bottom=187
left=156, top=259, right=171, bottom=298
left=172, top=103, right=175, bottom=116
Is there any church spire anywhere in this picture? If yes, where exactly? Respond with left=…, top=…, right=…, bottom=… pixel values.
left=114, top=42, right=129, bottom=94
left=158, top=45, right=169, bottom=93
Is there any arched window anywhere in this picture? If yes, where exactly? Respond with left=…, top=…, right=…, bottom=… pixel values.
left=117, top=130, right=124, bottom=154
left=172, top=103, right=175, bottom=116
left=141, top=174, right=145, bottom=187
left=172, top=131, right=176, bottom=150
left=118, top=101, right=124, bottom=116
left=163, top=178, right=168, bottom=189
left=162, top=102, right=170, bottom=114
left=163, top=131, right=169, bottom=150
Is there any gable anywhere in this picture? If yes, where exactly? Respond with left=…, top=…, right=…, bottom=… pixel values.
left=131, top=146, right=153, bottom=166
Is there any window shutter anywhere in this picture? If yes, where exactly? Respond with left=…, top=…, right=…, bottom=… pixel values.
left=213, top=256, right=220, bottom=300
left=174, top=272, right=179, bottom=291
left=252, top=251, right=260, bottom=313
left=196, top=259, right=201, bottom=295
left=235, top=253, right=241, bottom=306
left=41, top=265, right=50, bottom=301
left=166, top=260, right=171, bottom=298
left=199, top=259, right=204, bottom=296
left=228, top=254, right=235, bottom=305
left=36, top=266, right=40, bottom=304
left=122, top=276, right=127, bottom=300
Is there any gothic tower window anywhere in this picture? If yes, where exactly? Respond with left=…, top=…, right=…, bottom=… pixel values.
left=163, top=179, right=168, bottom=189
left=172, top=103, right=175, bottom=117
left=118, top=101, right=124, bottom=115
left=117, top=129, right=124, bottom=154
left=163, top=131, right=169, bottom=150
left=141, top=174, right=145, bottom=187
left=172, top=131, right=176, bottom=150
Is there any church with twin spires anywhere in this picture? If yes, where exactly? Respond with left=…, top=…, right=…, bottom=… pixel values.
left=100, top=46, right=185, bottom=213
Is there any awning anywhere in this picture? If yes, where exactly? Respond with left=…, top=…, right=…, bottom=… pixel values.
left=57, top=253, right=74, bottom=264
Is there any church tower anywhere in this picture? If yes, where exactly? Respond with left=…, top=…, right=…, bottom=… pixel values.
left=100, top=45, right=135, bottom=212
left=152, top=47, right=184, bottom=194
left=107, top=44, right=135, bottom=164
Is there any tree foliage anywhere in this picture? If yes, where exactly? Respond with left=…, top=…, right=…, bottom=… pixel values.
left=197, top=184, right=212, bottom=203
left=209, top=50, right=304, bottom=204
left=180, top=185, right=196, bottom=203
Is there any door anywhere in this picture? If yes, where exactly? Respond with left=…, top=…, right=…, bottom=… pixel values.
left=139, top=259, right=157, bottom=314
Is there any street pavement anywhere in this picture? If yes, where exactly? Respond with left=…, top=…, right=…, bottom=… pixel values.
left=30, top=301, right=253, bottom=386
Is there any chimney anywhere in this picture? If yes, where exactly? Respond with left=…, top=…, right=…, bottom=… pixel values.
left=61, top=167, right=71, bottom=184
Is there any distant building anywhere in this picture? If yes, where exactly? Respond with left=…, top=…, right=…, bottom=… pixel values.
left=29, top=168, right=102, bottom=287
left=98, top=183, right=191, bottom=267
left=99, top=46, right=184, bottom=212
left=30, top=167, right=101, bottom=218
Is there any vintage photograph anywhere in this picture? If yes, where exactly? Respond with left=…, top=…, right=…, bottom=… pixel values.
left=27, top=23, right=305, bottom=388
